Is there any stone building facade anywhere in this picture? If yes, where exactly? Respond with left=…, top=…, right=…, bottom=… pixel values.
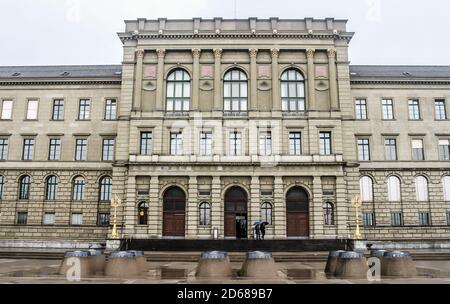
left=0, top=18, right=449, bottom=245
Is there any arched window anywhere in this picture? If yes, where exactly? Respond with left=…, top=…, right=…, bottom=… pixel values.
left=443, top=176, right=450, bottom=201
left=138, top=202, right=149, bottom=225
left=261, top=202, right=273, bottom=225
left=0, top=175, right=4, bottom=199
left=360, top=176, right=374, bottom=202
left=415, top=175, right=429, bottom=202
left=281, top=69, right=305, bottom=112
left=45, top=175, right=58, bottom=201
left=99, top=176, right=112, bottom=202
left=19, top=175, right=31, bottom=200
left=323, top=202, right=334, bottom=226
left=223, top=69, right=248, bottom=112
left=166, top=69, right=190, bottom=112
left=387, top=176, right=401, bottom=202
left=72, top=176, right=85, bottom=201
left=199, top=202, right=211, bottom=226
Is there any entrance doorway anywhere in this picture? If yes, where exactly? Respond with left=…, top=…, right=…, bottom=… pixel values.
left=163, top=186, right=186, bottom=237
left=224, top=187, right=248, bottom=239
left=286, top=187, right=310, bottom=237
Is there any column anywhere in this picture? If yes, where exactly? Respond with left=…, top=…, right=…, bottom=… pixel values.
left=186, top=176, right=198, bottom=239
left=311, top=176, right=323, bottom=239
left=124, top=175, right=136, bottom=237
left=249, top=48, right=258, bottom=111
left=271, top=48, right=280, bottom=112
left=306, top=49, right=316, bottom=111
left=149, top=176, right=159, bottom=237
left=249, top=176, right=261, bottom=239
left=335, top=176, right=349, bottom=238
left=133, top=49, right=144, bottom=111
left=327, top=49, right=339, bottom=110
left=273, top=176, right=286, bottom=239
left=192, top=49, right=201, bottom=111
left=213, top=49, right=222, bottom=111
left=211, top=176, right=222, bottom=238
left=155, top=49, right=166, bottom=111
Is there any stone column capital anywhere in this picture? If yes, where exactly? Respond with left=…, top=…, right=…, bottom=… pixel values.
left=213, top=48, right=222, bottom=58
left=156, top=48, right=166, bottom=58
left=271, top=48, right=280, bottom=58
left=306, top=48, right=315, bottom=59
left=192, top=48, right=201, bottom=58
left=249, top=48, right=258, bottom=58
left=327, top=48, right=337, bottom=59
left=136, top=49, right=145, bottom=59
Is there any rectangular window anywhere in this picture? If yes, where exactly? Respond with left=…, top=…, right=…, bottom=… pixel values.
left=16, top=212, right=28, bottom=225
left=447, top=213, right=450, bottom=226
left=355, top=99, right=367, bottom=120
left=319, top=132, right=332, bottom=155
left=43, top=213, right=55, bottom=225
left=26, top=100, right=39, bottom=120
left=385, top=138, right=397, bottom=161
left=289, top=132, right=302, bottom=155
left=362, top=212, right=375, bottom=227
left=0, top=138, right=8, bottom=160
left=391, top=212, right=403, bottom=226
left=98, top=213, right=110, bottom=227
left=382, top=99, right=394, bottom=120
left=412, top=139, right=424, bottom=161
left=419, top=212, right=430, bottom=226
left=435, top=99, right=447, bottom=120
left=71, top=213, right=83, bottom=226
left=229, top=131, right=242, bottom=156
left=140, top=132, right=153, bottom=155
left=170, top=132, right=183, bottom=156
left=48, top=138, right=61, bottom=161
left=102, top=139, right=115, bottom=161
left=408, top=99, right=421, bottom=120
left=1, top=100, right=13, bottom=120
left=22, top=138, right=34, bottom=161
left=75, top=139, right=87, bottom=161
left=104, top=99, right=117, bottom=120
left=52, top=99, right=64, bottom=121
left=357, top=138, right=370, bottom=161
left=259, top=131, right=272, bottom=156
left=199, top=131, right=212, bottom=156
left=78, top=99, right=91, bottom=120
left=439, top=139, right=450, bottom=161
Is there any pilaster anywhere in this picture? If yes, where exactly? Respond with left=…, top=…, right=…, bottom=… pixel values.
left=327, top=49, right=339, bottom=110
left=211, top=176, right=222, bottom=238
left=186, top=176, right=198, bottom=239
left=271, top=48, right=280, bottom=112
left=306, top=49, right=316, bottom=111
left=192, top=49, right=201, bottom=111
left=249, top=48, right=258, bottom=111
left=273, top=176, right=286, bottom=239
left=132, top=49, right=144, bottom=111
left=155, top=49, right=166, bottom=111
left=213, top=49, right=223, bottom=111
left=311, top=176, right=323, bottom=239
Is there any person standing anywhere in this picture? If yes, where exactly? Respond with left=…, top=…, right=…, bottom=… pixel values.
left=255, top=223, right=261, bottom=240
left=260, top=223, right=266, bottom=240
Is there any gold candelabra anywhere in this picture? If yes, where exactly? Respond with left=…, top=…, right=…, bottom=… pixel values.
left=110, top=194, right=122, bottom=239
left=351, top=195, right=362, bottom=240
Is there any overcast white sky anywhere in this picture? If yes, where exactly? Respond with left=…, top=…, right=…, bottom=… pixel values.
left=0, top=0, right=449, bottom=66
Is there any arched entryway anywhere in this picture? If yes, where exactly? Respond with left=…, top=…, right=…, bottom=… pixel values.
left=286, top=187, right=310, bottom=237
left=224, top=186, right=248, bottom=239
left=163, top=186, right=186, bottom=237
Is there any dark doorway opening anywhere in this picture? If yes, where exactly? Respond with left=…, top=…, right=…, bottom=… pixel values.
left=286, top=187, right=310, bottom=237
left=163, top=186, right=186, bottom=237
left=224, top=186, right=248, bottom=239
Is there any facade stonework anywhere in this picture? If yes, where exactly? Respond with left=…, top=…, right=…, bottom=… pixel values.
left=0, top=18, right=449, bottom=244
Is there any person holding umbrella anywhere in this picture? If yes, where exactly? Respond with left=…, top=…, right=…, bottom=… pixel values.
left=260, top=222, right=267, bottom=240
left=253, top=221, right=262, bottom=240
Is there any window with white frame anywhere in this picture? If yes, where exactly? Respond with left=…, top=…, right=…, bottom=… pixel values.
left=439, top=139, right=450, bottom=161
left=199, top=131, right=212, bottom=156
left=259, top=131, right=272, bottom=156
left=384, top=138, right=397, bottom=161
left=166, top=69, right=190, bottom=112
left=140, top=132, right=153, bottom=155
left=362, top=212, right=375, bottom=227
left=199, top=202, right=211, bottom=226
left=100, top=176, right=112, bottom=202
left=435, top=99, right=447, bottom=120
left=170, top=132, right=183, bottom=156
left=319, top=132, right=332, bottom=155
left=45, top=175, right=58, bottom=201
left=0, top=138, right=8, bottom=160
left=412, top=139, right=424, bottom=161
left=26, top=100, right=39, bottom=120
left=355, top=99, right=367, bottom=120
left=16, top=212, right=28, bottom=225
left=43, top=213, right=55, bottom=225
left=229, top=131, right=242, bottom=156
left=391, top=212, right=403, bottom=226
left=387, top=176, right=401, bottom=202
left=1, top=100, right=13, bottom=120
left=289, top=132, right=301, bottom=155
left=102, top=139, right=115, bottom=161
left=323, top=202, right=334, bottom=226
left=48, top=138, right=61, bottom=161
left=419, top=212, right=430, bottom=226
left=443, top=176, right=450, bottom=201
left=78, top=99, right=91, bottom=120
left=51, top=99, right=64, bottom=121
left=0, top=175, right=4, bottom=199
left=281, top=69, right=305, bottom=112
left=19, top=175, right=31, bottom=200
left=381, top=99, right=394, bottom=120
left=415, top=175, right=429, bottom=202
left=71, top=213, right=83, bottom=226
left=104, top=99, right=117, bottom=120
left=261, top=202, right=273, bottom=225
left=22, top=138, right=34, bottom=161
left=98, top=213, right=110, bottom=226
left=224, top=69, right=248, bottom=112
left=408, top=99, right=421, bottom=120
left=75, top=138, right=87, bottom=161
left=72, top=177, right=85, bottom=201
left=357, top=138, right=370, bottom=161
left=360, top=176, right=374, bottom=202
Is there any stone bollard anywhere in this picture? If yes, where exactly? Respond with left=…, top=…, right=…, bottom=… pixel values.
left=196, top=251, right=233, bottom=279
left=105, top=251, right=140, bottom=278
left=87, top=250, right=106, bottom=275
left=59, top=251, right=92, bottom=278
left=325, top=250, right=346, bottom=274
left=335, top=251, right=368, bottom=279
left=370, top=250, right=389, bottom=275
left=382, top=251, right=417, bottom=278
left=128, top=250, right=147, bottom=274
left=239, top=251, right=278, bottom=279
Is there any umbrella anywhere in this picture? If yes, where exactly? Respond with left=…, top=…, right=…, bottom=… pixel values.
left=253, top=221, right=263, bottom=225
left=262, top=222, right=269, bottom=226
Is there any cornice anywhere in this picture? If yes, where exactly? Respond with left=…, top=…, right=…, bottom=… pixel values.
left=350, top=79, right=450, bottom=86
left=0, top=79, right=122, bottom=86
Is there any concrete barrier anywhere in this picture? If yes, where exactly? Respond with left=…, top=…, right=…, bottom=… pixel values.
left=239, top=251, right=278, bottom=279
left=128, top=250, right=147, bottom=274
left=87, top=250, right=106, bottom=275
left=370, top=250, right=389, bottom=275
left=382, top=251, right=417, bottom=278
left=59, top=251, right=92, bottom=278
left=325, top=250, right=346, bottom=274
left=195, top=251, right=233, bottom=278
left=335, top=251, right=368, bottom=279
left=105, top=251, right=140, bottom=278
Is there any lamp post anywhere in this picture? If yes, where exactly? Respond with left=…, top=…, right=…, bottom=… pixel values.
left=111, top=194, right=122, bottom=239
left=351, top=195, right=362, bottom=240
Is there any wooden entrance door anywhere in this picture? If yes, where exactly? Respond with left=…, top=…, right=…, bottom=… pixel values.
left=224, top=187, right=248, bottom=238
left=163, top=187, right=186, bottom=237
left=286, top=187, right=310, bottom=237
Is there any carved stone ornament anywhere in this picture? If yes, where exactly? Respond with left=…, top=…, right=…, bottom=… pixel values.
left=200, top=80, right=214, bottom=91
left=213, top=49, right=222, bottom=58
left=257, top=80, right=272, bottom=91
left=249, top=48, right=258, bottom=58
left=156, top=49, right=166, bottom=58
left=271, top=48, right=280, bottom=58
left=306, top=49, right=315, bottom=59
left=143, top=81, right=157, bottom=91
left=136, top=49, right=145, bottom=59
left=192, top=48, right=201, bottom=58
left=327, top=49, right=337, bottom=59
